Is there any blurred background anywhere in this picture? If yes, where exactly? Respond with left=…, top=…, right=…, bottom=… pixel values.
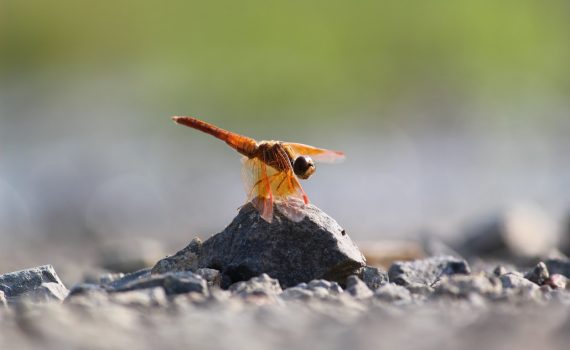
left=1, top=1, right=569, bottom=278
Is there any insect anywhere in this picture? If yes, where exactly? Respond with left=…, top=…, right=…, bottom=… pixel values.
left=172, top=116, right=345, bottom=223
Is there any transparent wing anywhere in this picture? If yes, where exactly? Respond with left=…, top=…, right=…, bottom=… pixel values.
left=241, top=157, right=273, bottom=222
left=283, top=142, right=345, bottom=163
left=241, top=154, right=309, bottom=223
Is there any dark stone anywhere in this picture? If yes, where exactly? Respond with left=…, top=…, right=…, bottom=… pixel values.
left=67, top=283, right=106, bottom=297
left=151, top=238, right=202, bottom=274
left=159, top=203, right=366, bottom=289
left=388, top=256, right=470, bottom=287
left=524, top=262, right=550, bottom=285
left=346, top=275, right=373, bottom=299
left=359, top=266, right=387, bottom=291
left=105, top=269, right=207, bottom=295
left=0, top=265, right=68, bottom=301
left=105, top=268, right=152, bottom=291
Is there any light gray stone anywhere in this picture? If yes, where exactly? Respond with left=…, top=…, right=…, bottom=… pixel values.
left=229, top=273, right=282, bottom=297
left=388, top=256, right=470, bottom=287
left=346, top=275, right=373, bottom=299
left=435, top=274, right=502, bottom=299
left=0, top=265, right=68, bottom=303
left=374, top=283, right=412, bottom=302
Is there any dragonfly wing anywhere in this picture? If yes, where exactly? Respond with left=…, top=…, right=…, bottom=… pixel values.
left=283, top=142, right=345, bottom=163
left=241, top=157, right=274, bottom=222
left=266, top=149, right=310, bottom=222
left=241, top=154, right=309, bottom=222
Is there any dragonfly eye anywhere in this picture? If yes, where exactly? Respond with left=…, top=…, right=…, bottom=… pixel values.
left=293, top=156, right=315, bottom=179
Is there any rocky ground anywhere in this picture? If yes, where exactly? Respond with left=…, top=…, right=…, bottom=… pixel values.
left=2, top=203, right=570, bottom=350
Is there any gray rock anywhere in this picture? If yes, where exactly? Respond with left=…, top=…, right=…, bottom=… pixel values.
left=307, top=279, right=343, bottom=295
left=0, top=265, right=68, bottom=302
left=195, top=268, right=221, bottom=287
left=500, top=273, right=539, bottom=290
left=493, top=265, right=508, bottom=277
left=459, top=203, right=559, bottom=260
left=360, top=266, right=387, bottom=290
left=152, top=238, right=202, bottom=274
left=346, top=275, right=373, bottom=299
left=67, top=283, right=106, bottom=297
left=161, top=203, right=365, bottom=288
left=388, top=256, right=470, bottom=287
left=109, top=287, right=168, bottom=307
left=405, top=283, right=434, bottom=296
left=434, top=274, right=502, bottom=299
left=229, top=273, right=282, bottom=297
left=374, top=283, right=411, bottom=302
left=524, top=262, right=549, bottom=285
left=105, top=270, right=207, bottom=296
left=281, top=286, right=314, bottom=300
left=281, top=279, right=343, bottom=300
left=105, top=268, right=152, bottom=290
left=99, top=272, right=125, bottom=285
left=25, top=282, right=69, bottom=302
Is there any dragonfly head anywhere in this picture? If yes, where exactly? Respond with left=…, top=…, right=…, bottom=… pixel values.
left=293, top=156, right=316, bottom=180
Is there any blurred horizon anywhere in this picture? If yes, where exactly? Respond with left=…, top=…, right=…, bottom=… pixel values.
left=1, top=1, right=570, bottom=273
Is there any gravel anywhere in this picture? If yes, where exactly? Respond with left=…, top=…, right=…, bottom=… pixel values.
left=388, top=256, right=471, bottom=287
left=4, top=206, right=570, bottom=350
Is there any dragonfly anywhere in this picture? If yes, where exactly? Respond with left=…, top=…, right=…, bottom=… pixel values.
left=172, top=116, right=345, bottom=223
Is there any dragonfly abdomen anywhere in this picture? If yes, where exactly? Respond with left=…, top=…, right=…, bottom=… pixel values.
left=173, top=116, right=258, bottom=157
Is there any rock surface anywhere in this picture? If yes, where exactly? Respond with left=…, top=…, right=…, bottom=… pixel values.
left=152, top=238, right=202, bottom=274
left=346, top=275, right=373, bottom=299
left=388, top=256, right=470, bottom=287
left=3, top=255, right=570, bottom=350
left=0, top=265, right=69, bottom=302
left=104, top=269, right=208, bottom=296
left=359, top=266, right=388, bottom=290
left=374, top=283, right=412, bottom=302
left=229, top=273, right=282, bottom=297
left=281, top=279, right=343, bottom=300
left=434, top=273, right=502, bottom=299
left=154, top=203, right=366, bottom=288
left=524, top=262, right=550, bottom=285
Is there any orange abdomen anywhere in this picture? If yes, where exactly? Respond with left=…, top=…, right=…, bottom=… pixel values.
left=172, top=116, right=258, bottom=157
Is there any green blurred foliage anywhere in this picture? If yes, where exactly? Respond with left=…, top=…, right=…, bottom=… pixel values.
left=1, top=0, right=569, bottom=122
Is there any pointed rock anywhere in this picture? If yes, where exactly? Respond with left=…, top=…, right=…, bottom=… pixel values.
left=154, top=203, right=366, bottom=288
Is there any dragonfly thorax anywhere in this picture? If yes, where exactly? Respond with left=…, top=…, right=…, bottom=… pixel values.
left=255, top=141, right=316, bottom=180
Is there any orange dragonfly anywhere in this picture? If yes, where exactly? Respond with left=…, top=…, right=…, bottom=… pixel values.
left=172, top=116, right=345, bottom=223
